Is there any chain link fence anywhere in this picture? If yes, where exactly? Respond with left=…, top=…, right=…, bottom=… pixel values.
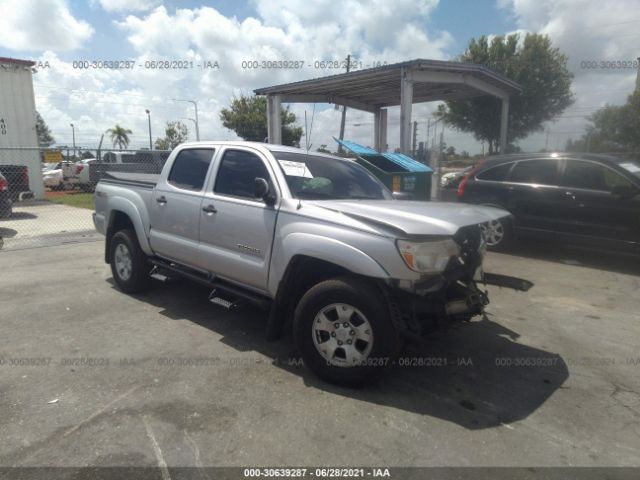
left=0, top=146, right=170, bottom=251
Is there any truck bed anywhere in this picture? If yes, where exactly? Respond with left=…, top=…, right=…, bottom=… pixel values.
left=101, top=171, right=160, bottom=188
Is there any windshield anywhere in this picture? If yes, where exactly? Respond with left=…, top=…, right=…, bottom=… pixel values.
left=618, top=161, right=640, bottom=179
left=273, top=151, right=392, bottom=200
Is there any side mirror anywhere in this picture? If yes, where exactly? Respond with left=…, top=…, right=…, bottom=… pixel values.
left=392, top=191, right=413, bottom=200
left=254, top=177, right=276, bottom=205
left=611, top=185, right=638, bottom=198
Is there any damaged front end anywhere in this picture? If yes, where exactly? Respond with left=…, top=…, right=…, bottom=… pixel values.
left=387, top=222, right=533, bottom=339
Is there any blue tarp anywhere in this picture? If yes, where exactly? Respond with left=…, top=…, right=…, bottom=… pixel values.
left=334, top=138, right=433, bottom=173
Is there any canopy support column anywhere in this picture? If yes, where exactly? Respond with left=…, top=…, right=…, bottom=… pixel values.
left=499, top=97, right=509, bottom=154
left=267, top=94, right=282, bottom=144
left=399, top=68, right=413, bottom=154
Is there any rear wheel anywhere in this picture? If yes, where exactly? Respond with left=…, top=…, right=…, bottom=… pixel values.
left=293, top=276, right=400, bottom=386
left=110, top=229, right=150, bottom=293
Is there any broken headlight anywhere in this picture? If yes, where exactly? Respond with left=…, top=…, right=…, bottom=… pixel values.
left=396, top=238, right=460, bottom=274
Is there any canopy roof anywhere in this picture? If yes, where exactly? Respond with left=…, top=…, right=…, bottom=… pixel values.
left=254, top=59, right=521, bottom=111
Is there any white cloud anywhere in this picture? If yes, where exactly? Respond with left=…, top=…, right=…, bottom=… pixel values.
left=30, top=2, right=453, bottom=150
left=498, top=0, right=640, bottom=152
left=0, top=0, right=93, bottom=51
left=97, top=0, right=160, bottom=12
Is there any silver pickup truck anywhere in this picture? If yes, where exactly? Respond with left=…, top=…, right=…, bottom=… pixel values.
left=93, top=141, right=531, bottom=386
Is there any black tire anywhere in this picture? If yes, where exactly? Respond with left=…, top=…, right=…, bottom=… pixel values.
left=293, top=276, right=400, bottom=387
left=479, top=204, right=513, bottom=252
left=110, top=229, right=150, bottom=293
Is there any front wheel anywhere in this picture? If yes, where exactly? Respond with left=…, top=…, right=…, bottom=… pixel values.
left=481, top=212, right=513, bottom=252
left=293, top=276, right=400, bottom=386
left=110, top=229, right=150, bottom=293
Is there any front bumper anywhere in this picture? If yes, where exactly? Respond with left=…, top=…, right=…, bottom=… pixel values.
left=386, top=222, right=533, bottom=337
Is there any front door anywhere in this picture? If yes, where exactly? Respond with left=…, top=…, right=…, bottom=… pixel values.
left=198, top=147, right=279, bottom=292
left=557, top=159, right=640, bottom=247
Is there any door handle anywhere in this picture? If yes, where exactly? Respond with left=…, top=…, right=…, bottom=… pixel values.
left=156, top=196, right=167, bottom=204
left=202, top=204, right=217, bottom=214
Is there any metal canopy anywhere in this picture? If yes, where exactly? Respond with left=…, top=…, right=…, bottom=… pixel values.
left=254, top=58, right=521, bottom=156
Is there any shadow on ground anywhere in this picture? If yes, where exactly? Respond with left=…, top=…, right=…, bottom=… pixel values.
left=4, top=212, right=38, bottom=220
left=117, top=278, right=569, bottom=431
left=0, top=227, right=17, bottom=238
left=506, top=239, right=640, bottom=276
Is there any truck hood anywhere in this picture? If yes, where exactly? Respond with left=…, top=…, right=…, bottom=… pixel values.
left=309, top=200, right=509, bottom=236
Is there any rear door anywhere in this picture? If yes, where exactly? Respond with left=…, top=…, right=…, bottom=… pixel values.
left=197, top=147, right=279, bottom=292
left=504, top=158, right=564, bottom=232
left=149, top=148, right=215, bottom=267
left=556, top=159, right=640, bottom=246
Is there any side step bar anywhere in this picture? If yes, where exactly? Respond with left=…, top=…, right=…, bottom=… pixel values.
left=481, top=272, right=534, bottom=292
left=148, top=258, right=271, bottom=310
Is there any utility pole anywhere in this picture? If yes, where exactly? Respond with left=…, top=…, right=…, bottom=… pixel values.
left=70, top=123, right=75, bottom=153
left=337, top=54, right=351, bottom=154
left=412, top=121, right=418, bottom=156
left=545, top=128, right=550, bottom=151
left=431, top=128, right=444, bottom=201
left=145, top=109, right=152, bottom=149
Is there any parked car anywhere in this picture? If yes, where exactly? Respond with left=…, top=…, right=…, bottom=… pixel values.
left=457, top=153, right=640, bottom=253
left=0, top=171, right=12, bottom=218
left=93, top=141, right=532, bottom=386
left=0, top=165, right=33, bottom=202
left=43, top=162, right=64, bottom=190
left=441, top=165, right=474, bottom=189
left=72, top=158, right=97, bottom=192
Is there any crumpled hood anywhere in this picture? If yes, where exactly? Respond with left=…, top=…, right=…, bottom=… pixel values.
left=309, top=200, right=509, bottom=236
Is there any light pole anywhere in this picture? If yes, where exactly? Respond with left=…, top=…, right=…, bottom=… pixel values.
left=181, top=118, right=197, bottom=139
left=145, top=109, right=152, bottom=149
left=172, top=98, right=200, bottom=140
left=70, top=123, right=76, bottom=153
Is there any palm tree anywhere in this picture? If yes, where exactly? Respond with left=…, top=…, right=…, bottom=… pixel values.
left=106, top=125, right=132, bottom=150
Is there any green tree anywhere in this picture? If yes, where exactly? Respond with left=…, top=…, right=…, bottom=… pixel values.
left=36, top=111, right=54, bottom=146
left=154, top=121, right=189, bottom=150
left=567, top=91, right=640, bottom=153
left=437, top=33, right=574, bottom=154
left=107, top=124, right=132, bottom=150
left=220, top=95, right=303, bottom=146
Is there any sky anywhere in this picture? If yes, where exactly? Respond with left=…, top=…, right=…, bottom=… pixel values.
left=0, top=0, right=638, bottom=154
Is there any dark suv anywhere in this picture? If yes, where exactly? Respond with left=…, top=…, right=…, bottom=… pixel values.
left=457, top=153, right=640, bottom=253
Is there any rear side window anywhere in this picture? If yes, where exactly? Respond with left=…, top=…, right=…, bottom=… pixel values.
left=562, top=160, right=632, bottom=191
left=509, top=159, right=559, bottom=185
left=167, top=149, right=214, bottom=191
left=214, top=149, right=271, bottom=199
left=476, top=162, right=512, bottom=181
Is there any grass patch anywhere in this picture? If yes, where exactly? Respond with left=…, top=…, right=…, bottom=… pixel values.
left=45, top=192, right=95, bottom=210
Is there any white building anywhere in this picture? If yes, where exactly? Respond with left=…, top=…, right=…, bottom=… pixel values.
left=0, top=57, right=43, bottom=198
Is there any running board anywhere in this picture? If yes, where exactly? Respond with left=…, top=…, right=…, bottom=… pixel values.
left=148, top=258, right=271, bottom=310
left=481, top=272, right=534, bottom=292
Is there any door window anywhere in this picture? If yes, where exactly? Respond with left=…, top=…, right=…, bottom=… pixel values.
left=509, top=159, right=559, bottom=185
left=214, top=149, right=271, bottom=199
left=476, top=162, right=513, bottom=182
left=562, top=160, right=632, bottom=191
left=167, top=149, right=214, bottom=191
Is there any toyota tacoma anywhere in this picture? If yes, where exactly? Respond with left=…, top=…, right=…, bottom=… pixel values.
left=93, top=142, right=531, bottom=386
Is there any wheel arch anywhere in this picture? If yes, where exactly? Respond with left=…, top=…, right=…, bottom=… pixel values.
left=104, top=200, right=152, bottom=263
left=265, top=254, right=389, bottom=342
